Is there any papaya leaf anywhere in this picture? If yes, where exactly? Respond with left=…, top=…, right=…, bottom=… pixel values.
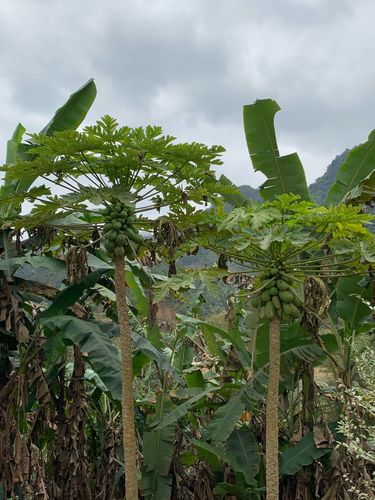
left=218, top=174, right=252, bottom=208
left=243, top=99, right=311, bottom=201
left=326, top=130, right=375, bottom=205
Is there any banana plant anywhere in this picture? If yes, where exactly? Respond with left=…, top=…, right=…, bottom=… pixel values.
left=0, top=115, right=226, bottom=500
left=0, top=78, right=96, bottom=220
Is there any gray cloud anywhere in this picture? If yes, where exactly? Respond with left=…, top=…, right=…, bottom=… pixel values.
left=1, top=0, right=374, bottom=188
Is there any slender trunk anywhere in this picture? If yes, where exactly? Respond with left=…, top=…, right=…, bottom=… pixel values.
left=266, top=316, right=280, bottom=500
left=114, top=256, right=138, bottom=500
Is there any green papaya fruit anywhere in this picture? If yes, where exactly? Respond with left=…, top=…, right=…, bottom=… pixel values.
left=112, top=221, right=122, bottom=230
left=272, top=295, right=281, bottom=309
left=104, top=239, right=115, bottom=251
left=264, top=301, right=275, bottom=320
left=276, top=279, right=289, bottom=291
left=270, top=267, right=279, bottom=276
left=270, top=287, right=279, bottom=296
left=114, top=246, right=125, bottom=258
left=102, top=222, right=113, bottom=233
left=126, top=227, right=143, bottom=245
left=265, top=279, right=276, bottom=289
left=281, top=311, right=291, bottom=322
left=280, top=274, right=293, bottom=285
left=106, top=230, right=118, bottom=242
left=283, top=303, right=300, bottom=318
left=278, top=290, right=294, bottom=304
left=116, top=233, right=127, bottom=246
left=251, top=296, right=260, bottom=308
left=126, top=216, right=135, bottom=225
left=261, top=291, right=271, bottom=303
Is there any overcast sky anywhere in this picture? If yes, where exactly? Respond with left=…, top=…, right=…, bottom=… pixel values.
left=1, top=0, right=375, bottom=188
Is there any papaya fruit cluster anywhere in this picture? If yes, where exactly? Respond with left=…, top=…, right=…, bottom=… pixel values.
left=251, top=267, right=301, bottom=322
left=101, top=202, right=142, bottom=259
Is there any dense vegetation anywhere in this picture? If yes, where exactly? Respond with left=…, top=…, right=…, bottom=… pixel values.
left=0, top=82, right=374, bottom=500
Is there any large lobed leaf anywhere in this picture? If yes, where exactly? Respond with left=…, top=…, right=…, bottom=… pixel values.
left=326, top=129, right=375, bottom=205
left=40, top=315, right=122, bottom=401
left=243, top=99, right=311, bottom=202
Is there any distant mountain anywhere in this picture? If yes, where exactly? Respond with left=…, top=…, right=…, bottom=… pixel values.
left=309, top=150, right=350, bottom=205
left=238, top=184, right=262, bottom=202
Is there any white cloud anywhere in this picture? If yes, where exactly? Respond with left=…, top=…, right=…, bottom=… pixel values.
left=0, top=0, right=374, bottom=190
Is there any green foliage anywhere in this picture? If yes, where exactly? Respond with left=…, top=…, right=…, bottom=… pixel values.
left=40, top=315, right=122, bottom=400
left=280, top=432, right=331, bottom=475
left=342, top=168, right=375, bottom=205
left=243, top=99, right=311, bottom=201
left=326, top=129, right=375, bottom=205
left=141, top=395, right=176, bottom=499
left=335, top=276, right=373, bottom=331
left=227, top=428, right=261, bottom=485
left=205, top=394, right=246, bottom=442
left=309, top=150, right=350, bottom=205
left=0, top=79, right=97, bottom=219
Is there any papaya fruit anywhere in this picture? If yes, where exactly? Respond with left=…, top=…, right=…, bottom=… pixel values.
left=116, top=233, right=127, bottom=246
left=278, top=290, right=294, bottom=304
left=126, top=227, right=143, bottom=245
left=272, top=295, right=281, bottom=309
left=104, top=239, right=115, bottom=251
left=264, top=301, right=276, bottom=320
left=261, top=291, right=271, bottom=303
left=283, top=303, right=300, bottom=318
left=276, top=279, right=289, bottom=291
left=114, top=246, right=125, bottom=258
left=251, top=296, right=260, bottom=308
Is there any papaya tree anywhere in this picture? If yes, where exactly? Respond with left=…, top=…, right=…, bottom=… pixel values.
left=0, top=116, right=225, bottom=499
left=236, top=98, right=375, bottom=498
left=183, top=194, right=374, bottom=500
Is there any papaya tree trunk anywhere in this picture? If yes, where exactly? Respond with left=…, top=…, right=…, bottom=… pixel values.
left=114, top=256, right=138, bottom=500
left=266, top=316, right=280, bottom=500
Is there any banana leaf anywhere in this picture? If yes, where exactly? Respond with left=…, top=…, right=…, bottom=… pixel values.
left=0, top=79, right=97, bottom=218
left=243, top=99, right=311, bottom=201
left=326, top=129, right=375, bottom=205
